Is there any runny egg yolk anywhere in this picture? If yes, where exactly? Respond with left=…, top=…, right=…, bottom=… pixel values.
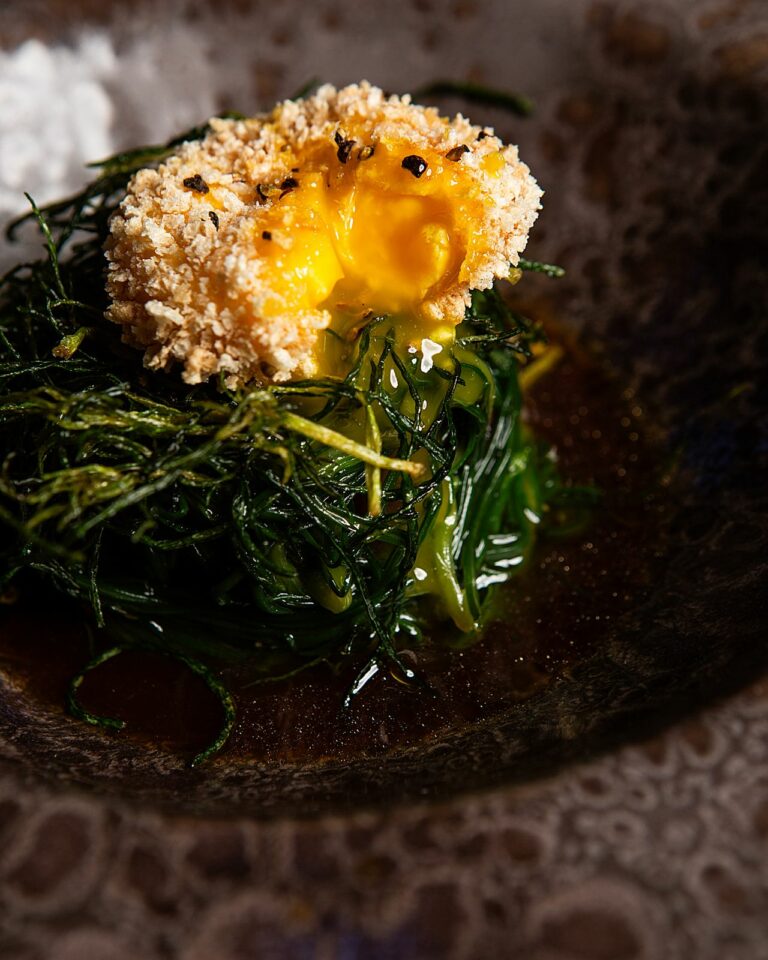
left=253, top=135, right=485, bottom=371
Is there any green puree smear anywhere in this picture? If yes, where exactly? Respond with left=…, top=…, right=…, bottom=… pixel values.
left=0, top=118, right=594, bottom=764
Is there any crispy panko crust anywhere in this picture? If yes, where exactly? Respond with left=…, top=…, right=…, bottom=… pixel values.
left=105, top=82, right=542, bottom=387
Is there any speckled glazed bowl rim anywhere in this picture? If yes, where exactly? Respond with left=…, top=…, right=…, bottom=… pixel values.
left=0, top=0, right=767, bottom=956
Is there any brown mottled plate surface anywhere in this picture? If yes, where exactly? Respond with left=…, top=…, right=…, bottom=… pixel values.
left=0, top=0, right=767, bottom=957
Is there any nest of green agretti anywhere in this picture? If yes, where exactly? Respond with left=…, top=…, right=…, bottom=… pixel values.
left=0, top=119, right=592, bottom=764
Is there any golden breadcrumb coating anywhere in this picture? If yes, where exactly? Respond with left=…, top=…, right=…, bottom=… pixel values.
left=105, top=81, right=542, bottom=387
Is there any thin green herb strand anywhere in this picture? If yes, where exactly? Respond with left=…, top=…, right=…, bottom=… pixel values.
left=66, top=643, right=235, bottom=766
left=67, top=646, right=127, bottom=731
left=518, top=258, right=566, bottom=279
left=415, top=81, right=534, bottom=117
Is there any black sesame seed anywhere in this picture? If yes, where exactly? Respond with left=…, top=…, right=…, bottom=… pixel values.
left=401, top=155, right=428, bottom=178
left=262, top=230, right=272, bottom=241
left=476, top=130, right=489, bottom=141
left=208, top=210, right=219, bottom=229
left=280, top=177, right=299, bottom=191
left=445, top=144, right=469, bottom=162
left=357, top=144, right=375, bottom=161
left=182, top=174, right=209, bottom=193
left=334, top=130, right=356, bottom=164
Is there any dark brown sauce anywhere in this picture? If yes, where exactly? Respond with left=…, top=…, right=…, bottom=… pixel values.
left=0, top=346, right=670, bottom=766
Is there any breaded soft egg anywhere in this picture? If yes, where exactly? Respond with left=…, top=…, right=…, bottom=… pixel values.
left=106, top=81, right=542, bottom=387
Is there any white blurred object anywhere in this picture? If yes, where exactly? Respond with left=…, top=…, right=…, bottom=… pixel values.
left=0, top=26, right=218, bottom=270
left=0, top=36, right=115, bottom=218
